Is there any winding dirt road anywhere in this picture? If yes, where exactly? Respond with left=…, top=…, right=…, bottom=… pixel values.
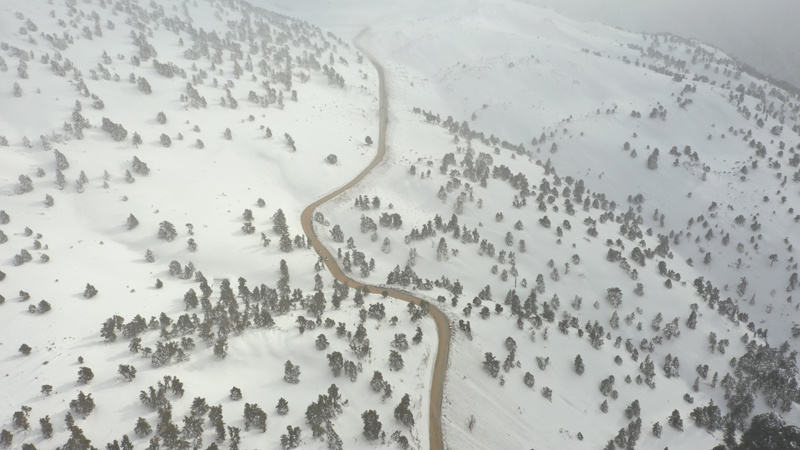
left=299, top=35, right=450, bottom=450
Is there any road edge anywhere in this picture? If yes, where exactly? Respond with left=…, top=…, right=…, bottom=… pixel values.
left=299, top=28, right=450, bottom=450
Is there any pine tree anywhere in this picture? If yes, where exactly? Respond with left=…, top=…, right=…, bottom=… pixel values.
left=523, top=372, right=535, bottom=388
left=280, top=425, right=301, bottom=449
left=0, top=430, right=11, bottom=448
left=687, top=310, right=698, bottom=329
left=65, top=425, right=94, bottom=449
left=284, top=360, right=300, bottom=384
left=127, top=214, right=139, bottom=230
left=214, top=337, right=228, bottom=359
left=606, top=287, right=623, bottom=307
left=625, top=399, right=641, bottom=419
left=389, top=350, right=404, bottom=371
left=361, top=410, right=382, bottom=440
left=184, top=289, right=198, bottom=310
left=242, top=403, right=267, bottom=432
left=77, top=366, right=94, bottom=384
left=228, top=426, right=241, bottom=449
left=412, top=326, right=423, bottom=344
left=436, top=237, right=449, bottom=261
left=12, top=409, right=30, bottom=431
left=330, top=225, right=344, bottom=242
left=279, top=234, right=293, bottom=253
left=370, top=371, right=385, bottom=392
left=483, top=353, right=500, bottom=377
left=652, top=421, right=662, bottom=437
left=647, top=148, right=659, bottom=170
left=394, top=394, right=414, bottom=428
left=327, top=352, right=344, bottom=377
left=392, top=333, right=409, bottom=351
left=276, top=398, right=289, bottom=415
left=668, top=409, right=683, bottom=431
left=574, top=354, right=585, bottom=375
left=272, top=209, right=289, bottom=234
left=131, top=156, right=149, bottom=175
left=65, top=412, right=75, bottom=428
left=54, top=149, right=70, bottom=169
left=315, top=334, right=329, bottom=350
left=39, top=415, right=53, bottom=439
left=134, top=417, right=152, bottom=438
left=325, top=422, right=343, bottom=450
left=118, top=364, right=137, bottom=381
left=738, top=413, right=800, bottom=448
left=69, top=391, right=96, bottom=418
left=16, top=174, right=34, bottom=194
left=158, top=221, right=177, bottom=241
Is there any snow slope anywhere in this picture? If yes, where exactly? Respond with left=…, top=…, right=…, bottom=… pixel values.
left=270, top=0, right=800, bottom=448
left=0, top=0, right=434, bottom=448
left=2, top=0, right=800, bottom=448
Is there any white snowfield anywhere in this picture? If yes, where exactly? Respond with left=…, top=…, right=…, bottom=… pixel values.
left=276, top=0, right=800, bottom=448
left=2, top=0, right=800, bottom=448
left=0, top=0, right=434, bottom=449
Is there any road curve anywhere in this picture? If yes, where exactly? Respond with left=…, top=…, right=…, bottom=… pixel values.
left=299, top=31, right=450, bottom=450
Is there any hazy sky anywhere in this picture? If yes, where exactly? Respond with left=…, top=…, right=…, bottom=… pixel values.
left=525, top=0, right=800, bottom=88
left=259, top=0, right=800, bottom=89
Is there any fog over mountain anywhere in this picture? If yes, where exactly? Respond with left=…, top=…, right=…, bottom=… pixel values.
left=264, top=0, right=800, bottom=89
left=526, top=0, right=800, bottom=89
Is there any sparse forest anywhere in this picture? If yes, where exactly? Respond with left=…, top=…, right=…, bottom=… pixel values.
left=1, top=0, right=799, bottom=448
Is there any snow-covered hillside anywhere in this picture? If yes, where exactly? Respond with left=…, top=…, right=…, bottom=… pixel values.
left=275, top=0, right=800, bottom=448
left=2, top=0, right=800, bottom=449
left=0, top=1, right=435, bottom=449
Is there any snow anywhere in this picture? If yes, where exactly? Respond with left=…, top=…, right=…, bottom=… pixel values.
left=0, top=0, right=433, bottom=448
left=280, top=0, right=800, bottom=447
left=2, top=0, right=800, bottom=448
